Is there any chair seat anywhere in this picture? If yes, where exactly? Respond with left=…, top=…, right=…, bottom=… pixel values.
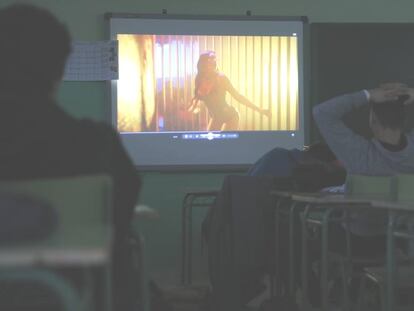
left=329, top=247, right=408, bottom=265
left=333, top=253, right=385, bottom=265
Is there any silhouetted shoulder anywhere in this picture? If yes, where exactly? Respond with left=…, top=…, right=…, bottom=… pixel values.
left=75, top=118, right=118, bottom=141
left=70, top=118, right=125, bottom=162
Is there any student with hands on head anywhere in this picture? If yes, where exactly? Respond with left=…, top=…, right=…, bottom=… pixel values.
left=313, top=82, right=414, bottom=177
left=301, top=83, right=414, bottom=307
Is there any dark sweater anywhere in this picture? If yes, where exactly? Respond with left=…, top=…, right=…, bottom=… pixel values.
left=0, top=97, right=141, bottom=241
left=0, top=95, right=141, bottom=308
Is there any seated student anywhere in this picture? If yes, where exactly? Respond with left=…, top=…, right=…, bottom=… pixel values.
left=314, top=83, right=414, bottom=237
left=248, top=141, right=346, bottom=191
left=308, top=84, right=414, bottom=305
left=313, top=84, right=414, bottom=176
left=0, top=4, right=140, bottom=310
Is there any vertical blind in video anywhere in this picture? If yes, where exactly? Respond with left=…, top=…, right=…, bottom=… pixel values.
left=117, top=34, right=298, bottom=132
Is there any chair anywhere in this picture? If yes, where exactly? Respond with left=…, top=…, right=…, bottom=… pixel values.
left=343, top=175, right=394, bottom=303
left=181, top=190, right=218, bottom=285
left=358, top=174, right=414, bottom=311
left=345, top=174, right=393, bottom=199
left=0, top=175, right=113, bottom=311
left=394, top=174, right=414, bottom=203
left=305, top=174, right=393, bottom=310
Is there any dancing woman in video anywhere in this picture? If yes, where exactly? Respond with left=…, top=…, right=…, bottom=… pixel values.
left=188, top=51, right=267, bottom=131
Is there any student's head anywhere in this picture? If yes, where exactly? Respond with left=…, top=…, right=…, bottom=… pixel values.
left=197, top=51, right=217, bottom=75
left=368, top=95, right=406, bottom=138
left=0, top=4, right=71, bottom=98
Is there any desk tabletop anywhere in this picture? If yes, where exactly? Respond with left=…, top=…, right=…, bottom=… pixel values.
left=290, top=193, right=380, bottom=204
left=271, top=190, right=331, bottom=199
left=272, top=190, right=392, bottom=206
left=370, top=200, right=414, bottom=212
left=290, top=194, right=414, bottom=213
left=0, top=225, right=111, bottom=267
left=276, top=191, right=414, bottom=213
left=270, top=190, right=295, bottom=198
left=179, top=187, right=220, bottom=195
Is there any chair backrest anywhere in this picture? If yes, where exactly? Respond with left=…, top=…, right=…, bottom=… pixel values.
left=0, top=175, right=112, bottom=239
left=345, top=174, right=394, bottom=200
left=394, top=174, right=414, bottom=203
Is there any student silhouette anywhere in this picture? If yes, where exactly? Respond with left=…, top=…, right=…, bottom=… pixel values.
left=0, top=4, right=141, bottom=310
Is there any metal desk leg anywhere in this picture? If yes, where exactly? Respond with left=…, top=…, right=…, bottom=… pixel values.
left=321, top=207, right=331, bottom=311
left=386, top=211, right=396, bottom=311
left=272, top=197, right=284, bottom=297
left=181, top=193, right=192, bottom=285
left=181, top=193, right=216, bottom=286
left=301, top=204, right=311, bottom=309
left=270, top=199, right=277, bottom=297
left=289, top=202, right=301, bottom=296
left=188, top=197, right=194, bottom=284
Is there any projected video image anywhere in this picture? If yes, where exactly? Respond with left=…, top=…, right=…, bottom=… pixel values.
left=117, top=34, right=299, bottom=133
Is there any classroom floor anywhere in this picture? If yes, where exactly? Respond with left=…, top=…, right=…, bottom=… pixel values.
left=161, top=284, right=209, bottom=311
left=157, top=282, right=269, bottom=311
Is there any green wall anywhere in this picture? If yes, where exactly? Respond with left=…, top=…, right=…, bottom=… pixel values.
left=3, top=0, right=414, bottom=284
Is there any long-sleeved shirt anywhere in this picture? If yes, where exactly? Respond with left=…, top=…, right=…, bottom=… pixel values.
left=313, top=90, right=414, bottom=176
left=313, top=91, right=414, bottom=235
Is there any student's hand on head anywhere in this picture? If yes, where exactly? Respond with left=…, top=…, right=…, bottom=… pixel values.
left=401, top=88, right=414, bottom=105
left=379, top=82, right=414, bottom=105
left=367, top=87, right=406, bottom=104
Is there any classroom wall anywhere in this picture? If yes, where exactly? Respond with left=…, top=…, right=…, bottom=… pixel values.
left=3, top=0, right=414, bottom=284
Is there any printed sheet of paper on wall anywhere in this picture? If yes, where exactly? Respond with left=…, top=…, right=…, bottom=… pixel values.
left=63, top=41, right=118, bottom=81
